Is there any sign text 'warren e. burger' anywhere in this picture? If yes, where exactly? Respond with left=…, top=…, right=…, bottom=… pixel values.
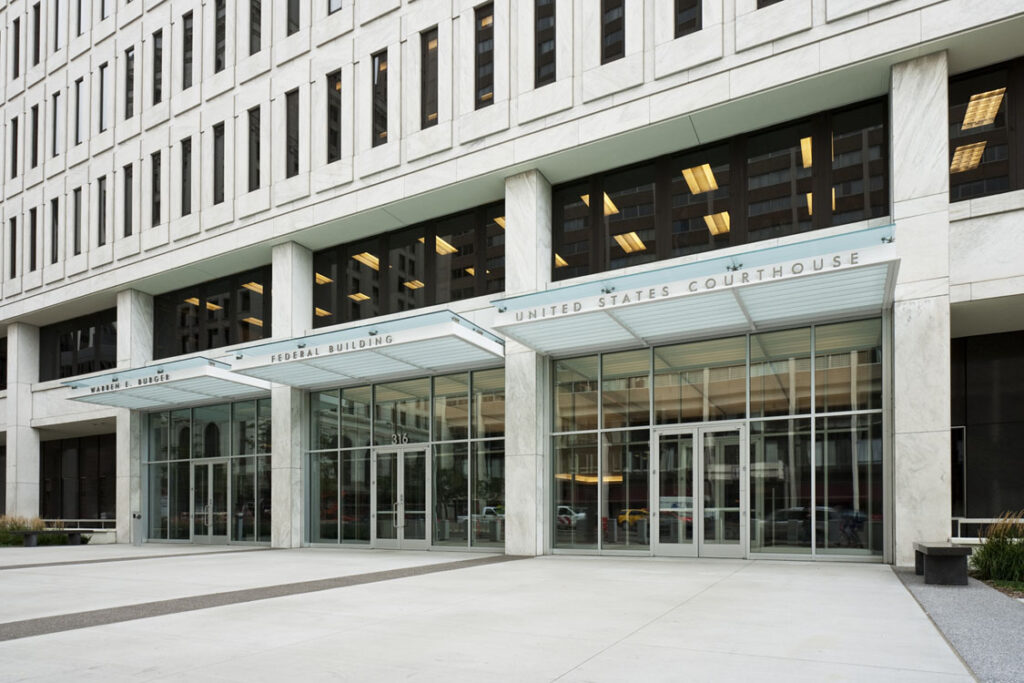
left=89, top=372, right=171, bottom=394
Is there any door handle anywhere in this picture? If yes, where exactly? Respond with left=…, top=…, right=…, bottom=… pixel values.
left=392, top=502, right=399, bottom=528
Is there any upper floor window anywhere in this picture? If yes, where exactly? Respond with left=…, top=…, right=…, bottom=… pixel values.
left=74, top=77, right=84, bottom=144
left=535, top=0, right=556, bottom=88
left=181, top=137, right=193, bottom=216
left=51, top=92, right=61, bottom=156
left=153, top=267, right=272, bottom=359
left=600, top=0, right=624, bottom=65
left=8, top=218, right=17, bottom=278
left=100, top=0, right=110, bottom=20
left=248, top=106, right=261, bottom=191
left=52, top=0, right=62, bottom=52
left=552, top=98, right=889, bottom=281
left=475, top=4, right=494, bottom=109
left=372, top=50, right=388, bottom=147
left=30, top=104, right=39, bottom=168
left=50, top=197, right=59, bottom=264
left=327, top=71, right=343, bottom=162
left=123, top=163, right=134, bottom=237
left=421, top=28, right=439, bottom=129
left=757, top=0, right=785, bottom=7
left=949, top=58, right=1022, bottom=203
left=12, top=18, right=21, bottom=78
left=312, top=203, right=505, bottom=328
left=151, top=151, right=162, bottom=227
left=96, top=175, right=108, bottom=246
left=98, top=62, right=110, bottom=132
left=31, top=3, right=41, bottom=66
left=73, top=187, right=82, bottom=254
left=153, top=29, right=164, bottom=104
left=29, top=208, right=38, bottom=272
left=38, top=308, right=118, bottom=381
left=287, top=0, right=300, bottom=36
left=75, top=0, right=85, bottom=36
left=124, top=47, right=136, bottom=119
left=250, top=0, right=261, bottom=55
left=285, top=89, right=300, bottom=178
left=675, top=0, right=701, bottom=38
left=215, top=0, right=227, bottom=73
left=9, top=117, right=18, bottom=179
left=329, top=0, right=343, bottom=14
left=182, top=11, right=194, bottom=90
left=213, top=122, right=226, bottom=204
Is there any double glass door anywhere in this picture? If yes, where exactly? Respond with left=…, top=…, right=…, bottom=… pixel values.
left=193, top=460, right=229, bottom=543
left=652, top=426, right=746, bottom=558
left=372, top=448, right=429, bottom=549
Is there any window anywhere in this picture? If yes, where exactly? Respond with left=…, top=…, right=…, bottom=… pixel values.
left=51, top=92, right=61, bottom=156
left=601, top=0, right=625, bottom=65
left=74, top=77, right=83, bottom=144
left=757, top=0, right=785, bottom=7
left=248, top=106, right=260, bottom=191
left=29, top=208, right=37, bottom=272
left=96, top=176, right=107, bottom=246
left=420, top=29, right=438, bottom=129
left=50, top=198, right=59, bottom=264
left=9, top=117, right=18, bottom=179
left=123, top=164, right=133, bottom=237
left=32, top=3, right=41, bottom=66
left=312, top=202, right=505, bottom=327
left=372, top=50, right=388, bottom=147
left=214, top=0, right=226, bottom=74
left=75, top=0, right=84, bottom=36
left=151, top=151, right=161, bottom=227
left=53, top=0, right=62, bottom=52
left=9, top=218, right=17, bottom=278
left=285, top=89, right=299, bottom=178
left=38, top=309, right=118, bottom=381
left=12, top=18, right=21, bottom=78
left=287, top=0, right=300, bottom=35
left=249, top=0, right=261, bottom=55
left=100, top=0, right=109, bottom=20
left=475, top=4, right=494, bottom=109
left=124, top=47, right=135, bottom=119
left=329, top=0, right=342, bottom=14
left=98, top=62, right=109, bottom=132
left=948, top=58, right=1023, bottom=202
left=182, top=11, right=194, bottom=90
left=213, top=122, right=225, bottom=204
left=30, top=104, right=39, bottom=169
left=153, top=266, right=272, bottom=359
left=153, top=29, right=163, bottom=104
left=73, top=187, right=82, bottom=254
left=327, top=71, right=342, bottom=163
left=535, top=0, right=556, bottom=88
left=552, top=98, right=890, bottom=281
left=181, top=138, right=192, bottom=216
left=674, top=0, right=701, bottom=38
left=40, top=436, right=116, bottom=520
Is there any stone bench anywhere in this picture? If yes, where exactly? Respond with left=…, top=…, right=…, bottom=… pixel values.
left=11, top=529, right=86, bottom=547
left=914, top=542, right=972, bottom=585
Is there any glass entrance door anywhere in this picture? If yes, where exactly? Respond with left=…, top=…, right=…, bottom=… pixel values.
left=652, top=426, right=746, bottom=558
left=372, top=448, right=429, bottom=549
left=192, top=460, right=229, bottom=544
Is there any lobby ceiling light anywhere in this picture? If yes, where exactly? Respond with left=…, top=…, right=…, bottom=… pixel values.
left=806, top=190, right=838, bottom=216
left=950, top=142, right=986, bottom=173
left=493, top=216, right=506, bottom=229
left=962, top=88, right=1005, bottom=130
left=352, top=252, right=380, bottom=270
left=184, top=297, right=200, bottom=306
left=315, top=272, right=334, bottom=285
left=205, top=302, right=223, bottom=311
left=480, top=14, right=493, bottom=28
left=800, top=137, right=813, bottom=168
left=417, top=236, right=459, bottom=255
left=681, top=163, right=719, bottom=195
left=403, top=280, right=425, bottom=290
left=348, top=292, right=370, bottom=302
left=242, top=282, right=264, bottom=294
left=465, top=267, right=476, bottom=276
left=580, top=193, right=620, bottom=216
left=613, top=231, right=646, bottom=254
left=703, top=211, right=731, bottom=236
left=554, top=473, right=624, bottom=484
left=554, top=253, right=569, bottom=268
left=427, top=37, right=438, bottom=51
left=242, top=317, right=263, bottom=327
left=314, top=307, right=332, bottom=317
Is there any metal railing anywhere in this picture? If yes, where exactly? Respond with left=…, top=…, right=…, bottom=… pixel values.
left=41, top=519, right=117, bottom=530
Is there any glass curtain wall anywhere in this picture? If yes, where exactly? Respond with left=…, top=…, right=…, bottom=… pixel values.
left=146, top=399, right=272, bottom=542
left=553, top=319, right=884, bottom=557
left=309, top=368, right=505, bottom=549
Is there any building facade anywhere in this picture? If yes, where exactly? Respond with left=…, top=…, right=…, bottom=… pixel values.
left=1, top=0, right=1022, bottom=566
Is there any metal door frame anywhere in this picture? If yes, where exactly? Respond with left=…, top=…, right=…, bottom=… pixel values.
left=191, top=458, right=231, bottom=544
left=370, top=446, right=431, bottom=550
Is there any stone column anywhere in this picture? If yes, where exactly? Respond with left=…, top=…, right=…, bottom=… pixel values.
left=890, top=52, right=952, bottom=566
left=503, top=169, right=552, bottom=556
left=115, top=289, right=153, bottom=543
left=6, top=323, right=40, bottom=517
left=270, top=241, right=312, bottom=547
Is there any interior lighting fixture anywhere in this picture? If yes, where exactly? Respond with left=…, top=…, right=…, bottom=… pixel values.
left=480, top=14, right=493, bottom=28
left=681, top=164, right=719, bottom=195
left=613, top=231, right=647, bottom=254
left=205, top=302, right=223, bottom=311
left=554, top=253, right=569, bottom=268
left=493, top=216, right=506, bottom=229
left=314, top=307, right=332, bottom=317
left=352, top=252, right=380, bottom=270
left=580, top=193, right=620, bottom=216
left=184, top=297, right=200, bottom=306
left=242, top=282, right=264, bottom=294
left=427, top=112, right=438, bottom=122
left=418, top=236, right=459, bottom=255
left=806, top=189, right=837, bottom=216
left=315, top=272, right=333, bottom=285
left=348, top=292, right=370, bottom=302
left=553, top=473, right=624, bottom=484
left=949, top=142, right=986, bottom=173
left=465, top=267, right=476, bottom=276
left=403, top=280, right=425, bottom=290
left=800, top=137, right=813, bottom=169
left=428, top=37, right=438, bottom=51
left=961, top=88, right=1006, bottom=130
left=242, top=317, right=263, bottom=327
left=703, top=211, right=731, bottom=236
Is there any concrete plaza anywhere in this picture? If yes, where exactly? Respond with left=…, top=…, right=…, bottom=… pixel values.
left=0, top=547, right=972, bottom=681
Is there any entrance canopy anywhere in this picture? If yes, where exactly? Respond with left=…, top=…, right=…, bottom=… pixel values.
left=64, top=357, right=273, bottom=410
left=491, top=224, right=898, bottom=356
left=230, top=311, right=504, bottom=389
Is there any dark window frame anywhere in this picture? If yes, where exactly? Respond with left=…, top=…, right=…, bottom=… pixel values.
left=9, top=217, right=17, bottom=278
left=30, top=104, right=39, bottom=168
left=73, top=186, right=82, bottom=255
left=248, top=106, right=261, bottom=191
left=32, top=2, right=41, bottom=66
left=213, top=122, right=225, bottom=204
left=214, top=0, right=227, bottom=73
left=12, top=17, right=21, bottom=78
left=182, top=11, right=194, bottom=90
left=420, top=28, right=438, bottom=129
left=285, top=89, right=300, bottom=178
left=534, top=0, right=556, bottom=88
left=674, top=0, right=701, bottom=39
left=124, top=46, right=135, bottom=119
left=151, top=150, right=161, bottom=227
left=50, top=197, right=59, bottom=264
left=327, top=70, right=342, bottom=163
left=287, top=0, right=300, bottom=35
left=10, top=116, right=19, bottom=178
left=96, top=175, right=107, bottom=246
left=475, top=4, right=495, bottom=109
left=600, top=0, right=625, bottom=65
left=371, top=49, right=388, bottom=147
left=29, top=207, right=37, bottom=272
left=38, top=308, right=118, bottom=381
left=249, top=0, right=261, bottom=55
left=97, top=61, right=109, bottom=133
left=123, top=163, right=133, bottom=237
left=181, top=137, right=192, bottom=216
left=153, top=29, right=164, bottom=104
left=39, top=435, right=117, bottom=520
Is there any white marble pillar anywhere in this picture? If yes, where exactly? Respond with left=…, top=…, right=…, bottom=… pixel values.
left=269, top=242, right=312, bottom=547
left=890, top=52, right=952, bottom=566
left=503, top=169, right=552, bottom=556
left=6, top=323, right=40, bottom=517
left=115, top=289, right=153, bottom=543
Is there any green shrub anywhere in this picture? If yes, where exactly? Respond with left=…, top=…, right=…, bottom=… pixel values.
left=972, top=510, right=1024, bottom=582
left=0, top=515, right=44, bottom=546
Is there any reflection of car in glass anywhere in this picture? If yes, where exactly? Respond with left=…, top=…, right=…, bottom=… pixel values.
left=481, top=506, right=504, bottom=518
left=617, top=508, right=648, bottom=527
left=556, top=505, right=586, bottom=528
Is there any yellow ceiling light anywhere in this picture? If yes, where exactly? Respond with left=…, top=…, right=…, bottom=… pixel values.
left=348, top=292, right=370, bottom=302
left=465, top=267, right=476, bottom=276
left=480, top=14, right=493, bottom=28
left=352, top=252, right=380, bottom=270
left=403, top=280, right=425, bottom=290
left=681, top=164, right=719, bottom=195
left=427, top=38, right=438, bottom=51
left=806, top=189, right=838, bottom=217
left=950, top=142, right=987, bottom=173
left=613, top=231, right=647, bottom=254
left=419, top=236, right=459, bottom=255
left=242, top=317, right=263, bottom=327
left=427, top=112, right=438, bottom=122
left=314, top=307, right=332, bottom=317
left=205, top=301, right=223, bottom=311
left=961, top=88, right=1006, bottom=130
left=554, top=253, right=569, bottom=268
left=493, top=216, right=506, bottom=229
left=242, top=282, right=264, bottom=294
left=580, top=193, right=620, bottom=216
left=378, top=60, right=387, bottom=72
left=184, top=297, right=200, bottom=306
left=315, top=272, right=334, bottom=285
left=703, top=211, right=731, bottom=236
left=800, top=137, right=813, bottom=169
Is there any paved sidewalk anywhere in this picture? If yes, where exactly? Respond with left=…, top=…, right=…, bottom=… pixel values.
left=0, top=549, right=972, bottom=682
